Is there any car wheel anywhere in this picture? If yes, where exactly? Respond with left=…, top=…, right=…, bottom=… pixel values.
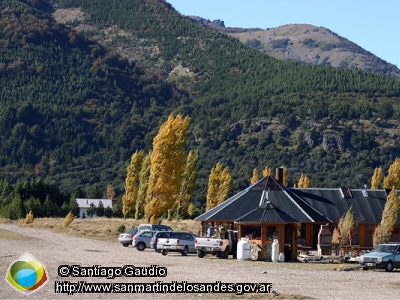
left=123, top=244, right=129, bottom=247
left=162, top=249, right=168, bottom=256
left=362, top=267, right=368, bottom=271
left=181, top=246, right=188, bottom=256
left=137, top=243, right=146, bottom=251
left=385, top=261, right=394, bottom=272
left=197, top=250, right=205, bottom=258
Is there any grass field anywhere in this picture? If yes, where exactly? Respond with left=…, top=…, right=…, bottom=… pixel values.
left=0, top=217, right=201, bottom=241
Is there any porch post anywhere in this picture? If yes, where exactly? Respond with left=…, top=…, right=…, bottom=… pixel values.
left=278, top=224, right=285, bottom=253
left=261, top=225, right=265, bottom=260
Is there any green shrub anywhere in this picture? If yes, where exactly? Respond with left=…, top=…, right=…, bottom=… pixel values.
left=117, top=224, right=126, bottom=233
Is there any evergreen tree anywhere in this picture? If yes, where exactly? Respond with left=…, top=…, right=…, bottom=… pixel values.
left=87, top=202, right=96, bottom=218
left=97, top=200, right=105, bottom=217
left=122, top=150, right=145, bottom=219
left=72, top=186, right=86, bottom=199
left=10, top=194, right=25, bottom=220
left=145, top=114, right=190, bottom=223
left=43, top=195, right=55, bottom=217
left=105, top=206, right=113, bottom=218
left=90, top=184, right=103, bottom=199
left=24, top=197, right=42, bottom=218
left=250, top=168, right=259, bottom=185
left=60, top=201, right=70, bottom=217
left=371, top=167, right=383, bottom=189
left=373, top=188, right=400, bottom=247
left=206, top=162, right=232, bottom=211
left=383, top=158, right=400, bottom=189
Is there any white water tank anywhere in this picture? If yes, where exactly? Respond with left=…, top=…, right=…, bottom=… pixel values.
left=237, top=237, right=251, bottom=260
left=278, top=252, right=285, bottom=262
left=271, top=239, right=279, bottom=262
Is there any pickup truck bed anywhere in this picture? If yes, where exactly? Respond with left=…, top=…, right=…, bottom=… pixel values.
left=195, top=228, right=237, bottom=259
left=156, top=232, right=197, bottom=256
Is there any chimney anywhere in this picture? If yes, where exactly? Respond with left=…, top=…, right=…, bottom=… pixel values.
left=275, top=167, right=283, bottom=183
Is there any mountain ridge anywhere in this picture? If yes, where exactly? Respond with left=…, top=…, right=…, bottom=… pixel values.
left=189, top=16, right=400, bottom=80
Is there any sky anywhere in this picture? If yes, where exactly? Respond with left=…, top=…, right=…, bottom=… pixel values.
left=167, top=0, right=400, bottom=68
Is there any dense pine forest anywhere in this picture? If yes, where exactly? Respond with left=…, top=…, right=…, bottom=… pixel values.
left=1, top=0, right=400, bottom=218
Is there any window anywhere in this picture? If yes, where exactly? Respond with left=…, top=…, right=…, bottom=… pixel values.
left=242, top=225, right=261, bottom=239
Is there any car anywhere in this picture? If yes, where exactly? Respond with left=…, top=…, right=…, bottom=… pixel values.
left=359, top=243, right=400, bottom=272
left=157, top=232, right=197, bottom=256
left=150, top=231, right=174, bottom=252
left=118, top=228, right=138, bottom=247
left=138, top=224, right=173, bottom=232
left=132, top=230, right=157, bottom=251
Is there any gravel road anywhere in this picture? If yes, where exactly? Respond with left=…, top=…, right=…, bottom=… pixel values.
left=0, top=224, right=399, bottom=299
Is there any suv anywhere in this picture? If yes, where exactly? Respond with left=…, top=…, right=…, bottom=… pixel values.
left=359, top=243, right=400, bottom=272
left=138, top=224, right=173, bottom=232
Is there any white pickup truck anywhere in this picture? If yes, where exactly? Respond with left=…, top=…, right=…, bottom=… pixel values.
left=156, top=232, right=197, bottom=256
left=194, top=227, right=238, bottom=259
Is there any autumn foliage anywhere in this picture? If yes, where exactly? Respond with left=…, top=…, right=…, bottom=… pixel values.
left=206, top=162, right=232, bottom=211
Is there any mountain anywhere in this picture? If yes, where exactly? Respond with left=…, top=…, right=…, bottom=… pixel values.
left=1, top=0, right=400, bottom=211
left=191, top=17, right=400, bottom=80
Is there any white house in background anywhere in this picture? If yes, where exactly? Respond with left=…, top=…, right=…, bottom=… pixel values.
left=75, top=198, right=112, bottom=218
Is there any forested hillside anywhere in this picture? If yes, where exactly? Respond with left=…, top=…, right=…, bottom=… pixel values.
left=1, top=0, right=400, bottom=217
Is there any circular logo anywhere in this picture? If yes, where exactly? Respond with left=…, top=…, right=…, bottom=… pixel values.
left=5, top=252, right=48, bottom=295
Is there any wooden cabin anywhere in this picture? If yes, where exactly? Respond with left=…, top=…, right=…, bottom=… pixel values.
left=195, top=169, right=400, bottom=261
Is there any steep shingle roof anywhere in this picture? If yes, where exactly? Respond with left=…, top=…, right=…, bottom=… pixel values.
left=235, top=201, right=299, bottom=223
left=195, top=176, right=400, bottom=224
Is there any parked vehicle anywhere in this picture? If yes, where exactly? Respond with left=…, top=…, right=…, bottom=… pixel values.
left=150, top=231, right=174, bottom=252
left=118, top=228, right=138, bottom=247
left=157, top=232, right=197, bottom=256
left=359, top=243, right=400, bottom=272
left=195, top=227, right=238, bottom=259
left=132, top=230, right=156, bottom=251
left=138, top=224, right=173, bottom=232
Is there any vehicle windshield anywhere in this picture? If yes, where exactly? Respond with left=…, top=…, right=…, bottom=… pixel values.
left=139, top=225, right=151, bottom=231
left=372, top=244, right=396, bottom=253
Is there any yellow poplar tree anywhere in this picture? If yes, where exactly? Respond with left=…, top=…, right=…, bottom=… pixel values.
left=206, top=162, right=232, bottom=211
left=122, top=150, right=145, bottom=219
left=371, top=167, right=383, bottom=189
left=176, top=150, right=198, bottom=219
left=373, top=188, right=400, bottom=247
left=145, top=114, right=190, bottom=223
left=281, top=165, right=288, bottom=186
left=338, top=206, right=355, bottom=244
left=383, top=158, right=400, bottom=189
left=104, top=184, right=116, bottom=201
left=298, top=174, right=310, bottom=188
left=250, top=168, right=259, bottom=185
left=135, top=153, right=151, bottom=219
left=262, top=166, right=272, bottom=177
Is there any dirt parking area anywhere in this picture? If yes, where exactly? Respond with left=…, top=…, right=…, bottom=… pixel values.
left=0, top=223, right=399, bottom=299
